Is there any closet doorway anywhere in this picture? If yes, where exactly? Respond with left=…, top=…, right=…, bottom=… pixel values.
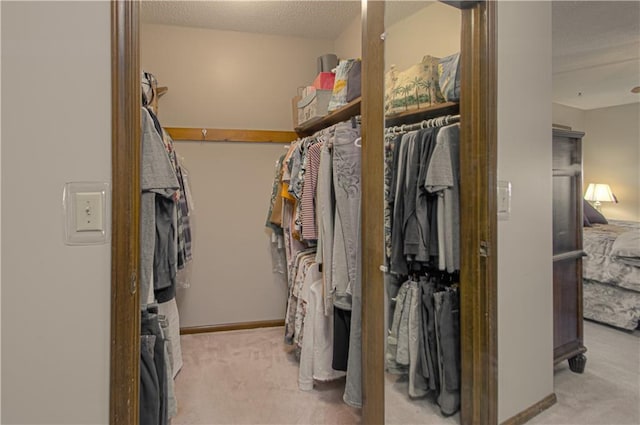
left=110, top=1, right=498, bottom=424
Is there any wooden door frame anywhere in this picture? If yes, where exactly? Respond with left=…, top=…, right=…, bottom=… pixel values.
left=109, top=1, right=497, bottom=424
left=458, top=2, right=498, bottom=424
left=359, top=1, right=498, bottom=424
left=110, top=1, right=141, bottom=424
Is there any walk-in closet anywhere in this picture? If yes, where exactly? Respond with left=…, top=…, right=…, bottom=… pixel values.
left=111, top=1, right=497, bottom=424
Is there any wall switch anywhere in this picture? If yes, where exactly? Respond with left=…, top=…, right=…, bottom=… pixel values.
left=497, top=180, right=512, bottom=220
left=75, top=192, right=103, bottom=231
left=63, top=182, right=110, bottom=245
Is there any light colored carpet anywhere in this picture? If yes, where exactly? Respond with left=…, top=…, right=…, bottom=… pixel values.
left=172, top=327, right=360, bottom=425
left=384, top=373, right=458, bottom=425
left=529, top=320, right=640, bottom=425
left=172, top=321, right=639, bottom=425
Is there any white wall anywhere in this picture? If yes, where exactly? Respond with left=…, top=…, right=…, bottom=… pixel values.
left=334, top=13, right=362, bottom=60
left=172, top=142, right=288, bottom=327
left=497, top=1, right=554, bottom=422
left=384, top=2, right=460, bottom=72
left=583, top=103, right=640, bottom=221
left=141, top=23, right=334, bottom=327
left=142, top=23, right=333, bottom=130
left=552, top=102, right=639, bottom=221
left=552, top=103, right=585, bottom=132
left=1, top=2, right=111, bottom=423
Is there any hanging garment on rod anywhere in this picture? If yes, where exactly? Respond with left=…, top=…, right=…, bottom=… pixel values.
left=141, top=106, right=180, bottom=306
left=386, top=275, right=460, bottom=416
left=140, top=304, right=179, bottom=425
left=386, top=117, right=461, bottom=274
left=265, top=116, right=364, bottom=408
left=386, top=114, right=460, bottom=135
left=383, top=112, right=462, bottom=417
left=426, top=123, right=461, bottom=273
left=140, top=72, right=188, bottom=425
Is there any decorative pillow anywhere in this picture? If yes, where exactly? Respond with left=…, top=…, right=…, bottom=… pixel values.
left=438, top=52, right=461, bottom=102
left=328, top=59, right=356, bottom=112
left=583, top=212, right=592, bottom=227
left=346, top=59, right=362, bottom=103
left=384, top=55, right=445, bottom=115
left=583, top=200, right=608, bottom=224
left=611, top=230, right=640, bottom=267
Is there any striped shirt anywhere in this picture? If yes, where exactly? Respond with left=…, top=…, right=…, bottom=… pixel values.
left=301, top=140, right=324, bottom=241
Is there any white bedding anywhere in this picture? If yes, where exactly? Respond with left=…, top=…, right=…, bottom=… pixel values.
left=583, top=220, right=640, bottom=293
left=611, top=229, right=640, bottom=267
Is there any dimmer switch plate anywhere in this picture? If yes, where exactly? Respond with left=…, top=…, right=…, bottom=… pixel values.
left=63, top=182, right=110, bottom=245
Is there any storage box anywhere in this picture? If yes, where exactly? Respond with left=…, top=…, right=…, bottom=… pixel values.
left=291, top=95, right=301, bottom=127
left=302, top=85, right=316, bottom=99
left=312, top=72, right=336, bottom=90
left=297, top=89, right=332, bottom=126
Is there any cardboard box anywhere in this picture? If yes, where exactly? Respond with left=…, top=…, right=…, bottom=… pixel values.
left=312, top=72, right=336, bottom=90
left=297, top=89, right=332, bottom=126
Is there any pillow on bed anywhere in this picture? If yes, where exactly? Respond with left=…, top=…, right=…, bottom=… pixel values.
left=584, top=200, right=608, bottom=224
left=611, top=229, right=640, bottom=267
left=583, top=213, right=592, bottom=227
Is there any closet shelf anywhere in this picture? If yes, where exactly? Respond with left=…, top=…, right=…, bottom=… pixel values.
left=295, top=97, right=361, bottom=137
left=294, top=99, right=459, bottom=137
left=165, top=127, right=297, bottom=144
left=385, top=102, right=459, bottom=127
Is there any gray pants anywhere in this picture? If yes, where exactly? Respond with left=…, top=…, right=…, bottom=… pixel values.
left=434, top=289, right=460, bottom=416
left=141, top=310, right=168, bottom=425
left=331, top=122, right=361, bottom=310
left=140, top=334, right=159, bottom=425
left=328, top=121, right=363, bottom=408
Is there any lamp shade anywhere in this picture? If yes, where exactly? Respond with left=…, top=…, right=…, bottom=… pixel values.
left=584, top=183, right=617, bottom=203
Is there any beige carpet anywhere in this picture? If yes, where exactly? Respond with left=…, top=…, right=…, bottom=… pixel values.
left=172, top=321, right=639, bottom=425
left=529, top=320, right=640, bottom=425
left=172, top=327, right=360, bottom=424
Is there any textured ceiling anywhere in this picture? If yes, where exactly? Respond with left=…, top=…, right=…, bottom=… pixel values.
left=552, top=1, right=640, bottom=110
left=140, top=0, right=361, bottom=39
left=140, top=0, right=429, bottom=39
left=141, top=1, right=640, bottom=110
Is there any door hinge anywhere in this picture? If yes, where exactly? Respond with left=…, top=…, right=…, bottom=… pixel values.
left=479, top=240, right=490, bottom=257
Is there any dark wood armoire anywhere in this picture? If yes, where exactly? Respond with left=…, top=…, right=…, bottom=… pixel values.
left=552, top=128, right=587, bottom=373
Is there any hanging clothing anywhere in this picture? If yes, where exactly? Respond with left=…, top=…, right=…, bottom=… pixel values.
left=425, top=123, right=461, bottom=272
left=299, top=276, right=346, bottom=390
left=140, top=107, right=179, bottom=306
left=316, top=137, right=336, bottom=316
left=382, top=116, right=462, bottom=417
left=266, top=117, right=363, bottom=408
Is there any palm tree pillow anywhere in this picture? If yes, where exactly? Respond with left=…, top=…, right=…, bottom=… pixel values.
left=384, top=55, right=446, bottom=115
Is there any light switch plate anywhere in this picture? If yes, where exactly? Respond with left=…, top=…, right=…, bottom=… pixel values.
left=497, top=180, right=512, bottom=221
left=63, top=182, right=110, bottom=245
left=75, top=192, right=103, bottom=231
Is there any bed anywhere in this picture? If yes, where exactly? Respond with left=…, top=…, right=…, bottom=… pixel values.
left=583, top=218, right=640, bottom=330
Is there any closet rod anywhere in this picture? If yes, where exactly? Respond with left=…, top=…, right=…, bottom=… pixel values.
left=165, top=127, right=297, bottom=144
left=384, top=101, right=459, bottom=128
left=386, top=114, right=460, bottom=133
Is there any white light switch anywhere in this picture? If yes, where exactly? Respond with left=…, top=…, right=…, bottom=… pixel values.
left=63, top=182, right=110, bottom=245
left=497, top=181, right=512, bottom=220
left=75, top=192, right=103, bottom=231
